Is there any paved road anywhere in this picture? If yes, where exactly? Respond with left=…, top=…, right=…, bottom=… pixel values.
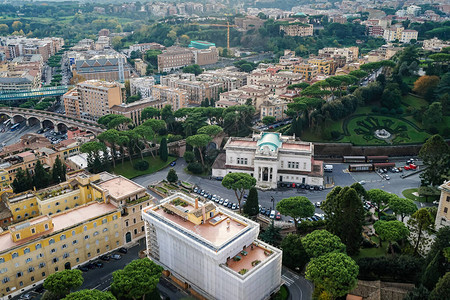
left=282, top=267, right=313, bottom=300
left=132, top=158, right=425, bottom=220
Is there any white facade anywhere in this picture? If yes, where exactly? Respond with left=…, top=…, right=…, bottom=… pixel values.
left=212, top=132, right=324, bottom=189
left=142, top=193, right=282, bottom=300
left=130, top=77, right=155, bottom=98
left=435, top=181, right=450, bottom=230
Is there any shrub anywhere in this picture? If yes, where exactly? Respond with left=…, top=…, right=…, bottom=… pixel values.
left=187, top=162, right=203, bottom=174
left=297, top=219, right=326, bottom=234
left=380, top=214, right=397, bottom=221
left=372, top=107, right=380, bottom=113
left=390, top=108, right=397, bottom=115
left=442, top=127, right=450, bottom=138
left=380, top=107, right=389, bottom=115
left=331, top=131, right=341, bottom=140
left=396, top=107, right=404, bottom=115
left=134, top=160, right=149, bottom=171
left=428, top=127, right=439, bottom=134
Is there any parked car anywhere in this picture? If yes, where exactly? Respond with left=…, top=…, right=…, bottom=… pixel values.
left=118, top=247, right=128, bottom=254
left=78, top=266, right=89, bottom=272
left=219, top=198, right=224, bottom=205
left=94, top=261, right=104, bottom=268
left=315, top=202, right=321, bottom=208
left=223, top=200, right=229, bottom=207
left=232, top=203, right=237, bottom=210
left=275, top=212, right=281, bottom=220
left=20, top=294, right=32, bottom=299
left=227, top=202, right=233, bottom=208
left=111, top=254, right=122, bottom=260
left=170, top=161, right=176, bottom=167
left=260, top=207, right=266, bottom=215
left=100, top=255, right=110, bottom=261
left=384, top=174, right=390, bottom=180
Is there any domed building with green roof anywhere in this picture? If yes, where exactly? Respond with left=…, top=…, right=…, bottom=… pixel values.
left=212, top=132, right=324, bottom=189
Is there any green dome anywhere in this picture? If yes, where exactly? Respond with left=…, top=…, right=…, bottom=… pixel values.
left=294, top=12, right=307, bottom=17
left=257, top=133, right=282, bottom=152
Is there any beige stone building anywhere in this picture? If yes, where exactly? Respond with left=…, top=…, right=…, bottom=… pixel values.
left=192, top=47, right=218, bottom=66
left=152, top=85, right=188, bottom=110
left=134, top=59, right=148, bottom=76
left=293, top=63, right=319, bottom=81
left=436, top=181, right=450, bottom=230
left=111, top=98, right=164, bottom=126
left=157, top=47, right=194, bottom=73
left=280, top=23, right=313, bottom=37
left=63, top=80, right=123, bottom=121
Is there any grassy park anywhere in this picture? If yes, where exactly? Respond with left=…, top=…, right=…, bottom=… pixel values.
left=112, top=156, right=176, bottom=179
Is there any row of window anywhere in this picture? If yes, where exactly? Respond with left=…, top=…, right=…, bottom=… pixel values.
left=236, top=158, right=248, bottom=165
left=14, top=202, right=37, bottom=211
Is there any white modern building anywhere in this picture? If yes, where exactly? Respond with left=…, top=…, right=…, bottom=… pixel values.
left=212, top=132, right=324, bottom=189
left=142, top=193, right=282, bottom=300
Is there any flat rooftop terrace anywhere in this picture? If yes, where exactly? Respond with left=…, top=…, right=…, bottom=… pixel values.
left=96, top=176, right=145, bottom=200
left=0, top=202, right=117, bottom=253
left=152, top=207, right=247, bottom=247
left=226, top=242, right=272, bottom=273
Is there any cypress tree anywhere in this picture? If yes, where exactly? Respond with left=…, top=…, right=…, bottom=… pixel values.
left=33, top=160, right=50, bottom=190
left=160, top=137, right=168, bottom=162
left=167, top=168, right=178, bottom=183
left=243, top=187, right=259, bottom=217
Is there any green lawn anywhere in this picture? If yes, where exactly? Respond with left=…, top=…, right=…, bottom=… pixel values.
left=402, top=188, right=427, bottom=202
left=353, top=236, right=388, bottom=260
left=112, top=156, right=176, bottom=179
left=402, top=76, right=419, bottom=88
left=402, top=94, right=428, bottom=109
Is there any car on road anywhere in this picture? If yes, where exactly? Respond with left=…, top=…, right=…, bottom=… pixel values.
left=111, top=254, right=122, bottom=260
left=78, top=265, right=89, bottom=272
left=384, top=174, right=390, bottom=180
left=193, top=187, right=198, bottom=193
left=315, top=202, right=321, bottom=208
left=260, top=207, right=266, bottom=215
left=269, top=210, right=276, bottom=219
left=100, top=255, right=110, bottom=261
left=118, top=247, right=128, bottom=254
left=170, top=161, right=176, bottom=167
left=94, top=261, right=104, bottom=268
left=20, top=294, right=32, bottom=299
left=218, top=198, right=224, bottom=205
left=227, top=202, right=233, bottom=208
left=275, top=212, right=281, bottom=220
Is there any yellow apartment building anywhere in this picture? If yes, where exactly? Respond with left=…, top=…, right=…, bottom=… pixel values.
left=436, top=181, right=450, bottom=229
left=0, top=202, right=121, bottom=299
left=307, top=58, right=332, bottom=75
left=293, top=63, right=319, bottom=81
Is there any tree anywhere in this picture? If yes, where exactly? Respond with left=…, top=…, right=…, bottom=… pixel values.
left=350, top=182, right=367, bottom=200
left=51, top=156, right=66, bottom=184
left=167, top=168, right=178, bottom=183
left=182, top=64, right=203, bottom=76
left=80, top=141, right=107, bottom=173
left=43, top=269, right=83, bottom=298
left=111, top=258, right=163, bottom=300
left=388, top=195, right=417, bottom=221
left=141, top=107, right=160, bottom=120
left=306, top=252, right=359, bottom=299
left=427, top=226, right=450, bottom=265
left=367, top=189, right=391, bottom=217
left=159, top=137, right=168, bottom=162
left=423, top=102, right=443, bottom=130
left=11, top=168, right=32, bottom=193
left=373, top=220, right=409, bottom=254
left=276, top=196, right=314, bottom=233
left=413, top=75, right=440, bottom=98
left=98, top=129, right=121, bottom=168
left=422, top=250, right=447, bottom=290
left=429, top=272, right=450, bottom=300
left=262, top=116, right=276, bottom=125
left=419, top=134, right=450, bottom=186
left=280, top=234, right=309, bottom=271
left=0, top=24, right=9, bottom=35
left=259, top=222, right=282, bottom=246
left=243, top=187, right=259, bottom=217
left=436, top=72, right=450, bottom=95
left=12, top=21, right=23, bottom=31
left=63, top=290, right=116, bottom=300
left=222, top=172, right=256, bottom=213
left=33, top=160, right=50, bottom=190
left=441, top=93, right=450, bottom=116
left=197, top=125, right=223, bottom=137
left=381, top=83, right=402, bottom=109
left=404, top=285, right=430, bottom=300
left=408, top=208, right=434, bottom=255
left=183, top=151, right=195, bottom=163
left=302, top=230, right=346, bottom=258
left=186, top=134, right=212, bottom=167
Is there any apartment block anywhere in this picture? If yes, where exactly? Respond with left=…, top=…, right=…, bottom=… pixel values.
left=197, top=68, right=248, bottom=91
left=192, top=47, right=218, bottom=66
left=151, top=85, right=188, bottom=111
left=157, top=47, right=194, bottom=73
left=0, top=36, right=64, bottom=62
left=279, top=23, right=313, bottom=37
left=111, top=98, right=169, bottom=126
left=134, top=59, right=148, bottom=76
left=130, top=77, right=155, bottom=98
left=383, top=26, right=418, bottom=43
left=142, top=193, right=282, bottom=300
left=423, top=38, right=450, bottom=52
left=129, top=43, right=164, bottom=53
left=161, top=74, right=221, bottom=105
left=435, top=181, right=450, bottom=230
left=260, top=97, right=289, bottom=121
left=235, top=16, right=266, bottom=31
left=307, top=58, right=333, bottom=75
left=293, top=63, right=319, bottom=81
left=63, top=80, right=123, bottom=121
left=318, top=47, right=359, bottom=63
left=0, top=202, right=121, bottom=298
left=72, top=55, right=131, bottom=81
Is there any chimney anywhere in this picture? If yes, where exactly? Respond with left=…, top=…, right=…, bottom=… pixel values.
left=202, top=205, right=206, bottom=222
left=195, top=198, right=199, bottom=209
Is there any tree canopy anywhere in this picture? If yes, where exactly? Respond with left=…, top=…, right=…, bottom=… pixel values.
left=306, top=252, right=359, bottom=299
left=222, top=172, right=256, bottom=212
left=419, top=134, right=450, bottom=186
left=408, top=208, right=434, bottom=255
left=280, top=234, right=309, bottom=271
left=388, top=195, right=417, bottom=221
left=302, top=230, right=346, bottom=258
left=63, top=290, right=116, bottom=300
left=111, top=258, right=163, bottom=300
left=373, top=220, right=409, bottom=254
left=276, top=196, right=314, bottom=232
left=43, top=269, right=84, bottom=297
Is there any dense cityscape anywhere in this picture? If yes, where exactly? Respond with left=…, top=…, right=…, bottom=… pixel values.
left=0, top=0, right=449, bottom=299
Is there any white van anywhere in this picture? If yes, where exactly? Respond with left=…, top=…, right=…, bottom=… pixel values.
left=324, top=165, right=333, bottom=172
left=269, top=210, right=276, bottom=219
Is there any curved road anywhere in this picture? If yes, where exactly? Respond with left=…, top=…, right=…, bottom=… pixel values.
left=282, top=267, right=313, bottom=300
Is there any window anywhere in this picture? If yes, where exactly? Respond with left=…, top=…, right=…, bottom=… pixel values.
left=44, top=224, right=49, bottom=230
left=51, top=249, right=56, bottom=254
left=15, top=233, right=20, bottom=240
left=37, top=253, right=43, bottom=259
left=74, top=249, right=78, bottom=254
left=12, top=252, right=18, bottom=259
left=25, top=258, right=32, bottom=264
left=133, top=208, right=136, bottom=213
left=23, top=248, right=30, bottom=254
left=105, top=236, right=109, bottom=242
left=0, top=258, right=4, bottom=264
left=60, top=234, right=66, bottom=240
left=84, top=235, right=89, bottom=240
left=49, top=238, right=55, bottom=245
left=125, top=220, right=129, bottom=227
left=93, top=231, right=99, bottom=236
left=447, top=196, right=450, bottom=202
left=55, top=202, right=59, bottom=206
left=87, top=253, right=91, bottom=258
left=113, top=215, right=118, bottom=220
left=39, top=263, right=45, bottom=268
left=24, top=213, right=29, bottom=218
left=83, top=226, right=87, bottom=231
left=35, top=244, right=41, bottom=250
left=445, top=207, right=448, bottom=213
left=114, top=224, right=118, bottom=229
left=0, top=268, right=7, bottom=274
left=17, top=271, right=23, bottom=277
left=31, top=276, right=34, bottom=281
left=93, top=222, right=97, bottom=228
left=52, top=258, right=58, bottom=263
left=133, top=218, right=136, bottom=224
left=76, top=258, right=79, bottom=263
left=42, top=272, right=45, bottom=277
left=54, top=267, right=58, bottom=272
left=115, top=232, right=119, bottom=238
left=63, top=253, right=69, bottom=259
left=20, top=281, right=23, bottom=286
left=72, top=230, right=76, bottom=236
left=73, top=240, right=78, bottom=245
left=62, top=244, right=67, bottom=249
left=2, top=277, right=9, bottom=283
left=15, top=208, right=20, bottom=211
left=134, top=229, right=138, bottom=235
left=95, top=240, right=99, bottom=245
left=86, top=244, right=90, bottom=249
left=142, top=226, right=145, bottom=232
left=28, top=267, right=34, bottom=273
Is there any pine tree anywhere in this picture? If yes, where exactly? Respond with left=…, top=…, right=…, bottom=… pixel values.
left=167, top=168, right=178, bottom=183
left=52, top=156, right=65, bottom=184
left=243, top=187, right=259, bottom=217
left=159, top=137, right=168, bottom=162
left=33, top=160, right=50, bottom=190
left=12, top=168, right=31, bottom=193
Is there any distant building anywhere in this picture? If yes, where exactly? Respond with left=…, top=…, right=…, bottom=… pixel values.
left=151, top=85, right=188, bottom=110
left=422, top=37, right=450, bottom=52
left=235, top=16, right=265, bottom=30
left=63, top=80, right=123, bottom=121
left=130, top=77, right=155, bottom=98
left=212, top=132, right=324, bottom=189
left=111, top=97, right=173, bottom=126
left=383, top=27, right=418, bottom=43
left=129, top=43, right=164, bottom=53
left=142, top=192, right=283, bottom=300
left=157, top=47, right=194, bottom=73
left=161, top=74, right=221, bottom=105
left=260, top=97, right=289, bottom=121
left=188, top=40, right=216, bottom=50
left=134, top=59, right=148, bottom=76
left=279, top=22, right=313, bottom=37
left=72, top=56, right=131, bottom=81
left=293, top=63, right=319, bottom=81
left=435, top=181, right=450, bottom=230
